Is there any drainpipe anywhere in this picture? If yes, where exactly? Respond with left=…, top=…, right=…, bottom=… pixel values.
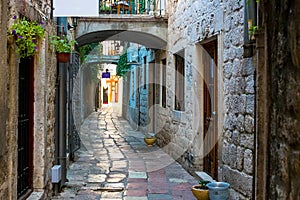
left=54, top=17, right=68, bottom=193
left=58, top=62, right=67, bottom=185
left=54, top=66, right=60, bottom=195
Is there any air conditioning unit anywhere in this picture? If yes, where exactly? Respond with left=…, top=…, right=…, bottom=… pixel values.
left=51, top=165, right=61, bottom=183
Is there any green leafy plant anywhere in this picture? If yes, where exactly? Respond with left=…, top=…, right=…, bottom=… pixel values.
left=249, top=25, right=258, bottom=40
left=49, top=35, right=76, bottom=53
left=79, top=42, right=100, bottom=62
left=8, top=16, right=45, bottom=58
left=117, top=50, right=130, bottom=77
left=100, top=3, right=111, bottom=12
left=198, top=180, right=210, bottom=189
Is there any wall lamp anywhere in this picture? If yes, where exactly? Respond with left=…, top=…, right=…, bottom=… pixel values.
left=68, top=17, right=79, bottom=30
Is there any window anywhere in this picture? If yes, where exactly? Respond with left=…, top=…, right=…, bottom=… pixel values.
left=143, top=56, right=147, bottom=89
left=174, top=50, right=185, bottom=111
left=161, top=59, right=167, bottom=108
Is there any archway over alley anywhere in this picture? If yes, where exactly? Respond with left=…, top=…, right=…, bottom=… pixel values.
left=75, top=17, right=168, bottom=49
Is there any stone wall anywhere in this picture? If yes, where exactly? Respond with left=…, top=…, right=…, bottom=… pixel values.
left=261, top=0, right=300, bottom=199
left=124, top=45, right=156, bottom=133
left=3, top=0, right=57, bottom=199
left=80, top=64, right=99, bottom=120
left=157, top=0, right=255, bottom=198
left=0, top=0, right=10, bottom=198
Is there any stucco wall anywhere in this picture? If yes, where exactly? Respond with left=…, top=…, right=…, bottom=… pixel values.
left=80, top=64, right=99, bottom=120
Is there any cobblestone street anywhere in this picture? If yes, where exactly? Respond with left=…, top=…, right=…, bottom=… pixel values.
left=51, top=106, right=198, bottom=200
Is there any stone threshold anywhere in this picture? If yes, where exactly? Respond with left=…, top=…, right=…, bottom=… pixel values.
left=195, top=171, right=215, bottom=182
left=26, top=191, right=44, bottom=200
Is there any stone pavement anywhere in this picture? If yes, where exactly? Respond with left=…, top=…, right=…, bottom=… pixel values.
left=51, top=106, right=199, bottom=200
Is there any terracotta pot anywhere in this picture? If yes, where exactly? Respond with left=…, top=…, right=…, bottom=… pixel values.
left=191, top=185, right=209, bottom=200
left=144, top=137, right=157, bottom=146
left=56, top=52, right=70, bottom=63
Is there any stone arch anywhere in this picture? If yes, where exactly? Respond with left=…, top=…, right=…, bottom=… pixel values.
left=75, top=17, right=168, bottom=49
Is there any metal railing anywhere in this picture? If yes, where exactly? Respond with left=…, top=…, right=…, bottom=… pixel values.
left=99, top=0, right=166, bottom=16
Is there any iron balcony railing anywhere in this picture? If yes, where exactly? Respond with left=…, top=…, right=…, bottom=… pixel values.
left=99, top=0, right=166, bottom=16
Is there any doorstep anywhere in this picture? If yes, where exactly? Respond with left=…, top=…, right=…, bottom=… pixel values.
left=26, top=191, right=44, bottom=200
left=195, top=171, right=215, bottom=182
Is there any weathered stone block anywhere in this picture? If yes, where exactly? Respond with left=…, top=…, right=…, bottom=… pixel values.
left=239, top=133, right=254, bottom=150
left=215, top=7, right=224, bottom=32
left=244, top=115, right=254, bottom=133
left=245, top=75, right=255, bottom=94
left=223, top=165, right=253, bottom=197
left=232, top=130, right=240, bottom=145
left=236, top=146, right=244, bottom=171
left=246, top=95, right=255, bottom=114
left=224, top=130, right=233, bottom=143
left=243, top=149, right=253, bottom=174
left=230, top=28, right=243, bottom=46
left=223, top=63, right=233, bottom=79
left=236, top=114, right=245, bottom=132
left=231, top=95, right=246, bottom=114
left=235, top=77, right=246, bottom=95
left=241, top=58, right=254, bottom=76
left=224, top=112, right=236, bottom=131
left=224, top=14, right=232, bottom=32
left=229, top=144, right=237, bottom=168
left=222, top=140, right=230, bottom=165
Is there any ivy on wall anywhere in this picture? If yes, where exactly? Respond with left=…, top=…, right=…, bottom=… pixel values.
left=78, top=42, right=99, bottom=62
left=79, top=43, right=102, bottom=82
left=117, top=50, right=130, bottom=77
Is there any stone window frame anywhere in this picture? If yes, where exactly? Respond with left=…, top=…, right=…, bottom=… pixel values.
left=161, top=58, right=167, bottom=108
left=174, top=50, right=185, bottom=111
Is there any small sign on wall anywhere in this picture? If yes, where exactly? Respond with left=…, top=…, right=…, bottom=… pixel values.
left=53, top=0, right=99, bottom=17
left=102, top=72, right=110, bottom=79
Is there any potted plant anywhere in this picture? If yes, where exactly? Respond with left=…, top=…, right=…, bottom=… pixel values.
left=8, top=16, right=45, bottom=58
left=206, top=182, right=230, bottom=200
left=100, top=3, right=111, bottom=14
left=144, top=133, right=157, bottom=146
left=191, top=180, right=210, bottom=200
left=49, top=35, right=76, bottom=63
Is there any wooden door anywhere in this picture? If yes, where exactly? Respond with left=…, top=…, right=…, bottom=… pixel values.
left=203, top=40, right=218, bottom=179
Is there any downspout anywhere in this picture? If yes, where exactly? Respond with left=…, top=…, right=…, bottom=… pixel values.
left=152, top=59, right=156, bottom=133
left=55, top=17, right=68, bottom=192
left=58, top=61, right=67, bottom=186
left=54, top=66, right=59, bottom=195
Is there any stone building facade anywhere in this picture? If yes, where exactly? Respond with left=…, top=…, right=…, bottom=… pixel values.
left=255, top=0, right=300, bottom=199
left=154, top=0, right=255, bottom=198
left=118, top=0, right=255, bottom=198
left=115, top=0, right=299, bottom=198
left=1, top=0, right=57, bottom=199
left=124, top=44, right=156, bottom=133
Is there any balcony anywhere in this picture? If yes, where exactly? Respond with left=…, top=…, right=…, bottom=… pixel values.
left=99, top=0, right=166, bottom=17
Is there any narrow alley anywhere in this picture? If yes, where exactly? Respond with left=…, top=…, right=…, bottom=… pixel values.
left=1, top=0, right=299, bottom=199
left=51, top=106, right=198, bottom=200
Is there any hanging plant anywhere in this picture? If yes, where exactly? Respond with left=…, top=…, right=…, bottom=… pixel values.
left=49, top=35, right=77, bottom=63
left=8, top=16, right=45, bottom=58
left=49, top=35, right=76, bottom=53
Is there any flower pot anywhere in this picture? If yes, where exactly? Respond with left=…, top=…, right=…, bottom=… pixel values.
left=206, top=182, right=230, bottom=200
left=191, top=185, right=209, bottom=200
left=56, top=52, right=70, bottom=63
left=144, top=137, right=157, bottom=146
